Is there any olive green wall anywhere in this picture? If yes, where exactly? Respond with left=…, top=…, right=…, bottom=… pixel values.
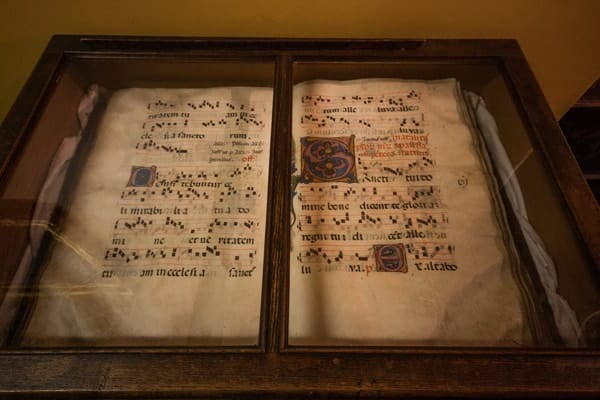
left=0, top=0, right=599, bottom=122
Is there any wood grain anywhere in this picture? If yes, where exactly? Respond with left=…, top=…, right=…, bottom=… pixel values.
left=0, top=37, right=597, bottom=398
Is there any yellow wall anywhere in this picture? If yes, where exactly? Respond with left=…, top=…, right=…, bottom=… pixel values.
left=1, top=0, right=599, bottom=122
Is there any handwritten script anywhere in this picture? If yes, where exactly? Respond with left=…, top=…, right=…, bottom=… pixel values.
left=289, top=79, right=528, bottom=346
left=24, top=87, right=272, bottom=345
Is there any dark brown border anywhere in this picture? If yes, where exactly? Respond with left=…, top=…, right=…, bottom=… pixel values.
left=0, top=36, right=598, bottom=398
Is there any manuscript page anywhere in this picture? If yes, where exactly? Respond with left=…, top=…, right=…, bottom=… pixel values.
left=23, top=87, right=272, bottom=346
left=290, top=79, right=530, bottom=346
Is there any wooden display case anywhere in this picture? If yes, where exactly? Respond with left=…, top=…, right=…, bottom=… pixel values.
left=0, top=36, right=598, bottom=398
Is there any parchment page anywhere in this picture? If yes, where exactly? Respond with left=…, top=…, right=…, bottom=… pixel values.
left=24, top=87, right=272, bottom=346
left=290, top=79, right=529, bottom=346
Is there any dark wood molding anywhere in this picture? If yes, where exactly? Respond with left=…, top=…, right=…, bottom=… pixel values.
left=0, top=37, right=598, bottom=398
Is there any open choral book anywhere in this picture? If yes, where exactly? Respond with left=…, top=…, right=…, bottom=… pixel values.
left=4, top=78, right=561, bottom=346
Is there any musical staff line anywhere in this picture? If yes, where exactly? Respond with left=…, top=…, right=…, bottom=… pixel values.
left=295, top=242, right=455, bottom=264
left=300, top=114, right=424, bottom=129
left=104, top=245, right=258, bottom=265
left=112, top=216, right=260, bottom=234
left=300, top=91, right=420, bottom=106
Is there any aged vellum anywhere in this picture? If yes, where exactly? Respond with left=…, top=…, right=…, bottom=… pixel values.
left=22, top=79, right=530, bottom=346
left=23, top=87, right=272, bottom=345
left=289, top=79, right=529, bottom=346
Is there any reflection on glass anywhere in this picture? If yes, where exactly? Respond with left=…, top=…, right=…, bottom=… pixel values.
left=288, top=77, right=556, bottom=346
left=2, top=85, right=273, bottom=346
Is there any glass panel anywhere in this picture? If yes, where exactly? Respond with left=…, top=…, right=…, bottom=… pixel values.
left=288, top=61, right=599, bottom=347
left=0, top=58, right=275, bottom=346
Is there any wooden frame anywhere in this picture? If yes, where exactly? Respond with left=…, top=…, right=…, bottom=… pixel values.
left=0, top=36, right=598, bottom=398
